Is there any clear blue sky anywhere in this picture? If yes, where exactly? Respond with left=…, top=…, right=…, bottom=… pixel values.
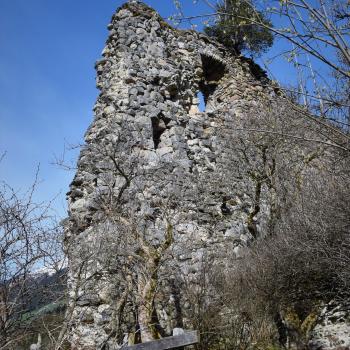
left=0, top=0, right=298, bottom=218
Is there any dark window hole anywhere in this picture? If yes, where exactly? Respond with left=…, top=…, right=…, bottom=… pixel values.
left=151, top=115, right=170, bottom=149
left=201, top=54, right=227, bottom=82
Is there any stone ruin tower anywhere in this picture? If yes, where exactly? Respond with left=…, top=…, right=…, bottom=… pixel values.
left=64, top=1, right=303, bottom=349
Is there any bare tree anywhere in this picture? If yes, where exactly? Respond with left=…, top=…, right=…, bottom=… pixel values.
left=61, top=117, right=202, bottom=348
left=0, top=167, right=65, bottom=350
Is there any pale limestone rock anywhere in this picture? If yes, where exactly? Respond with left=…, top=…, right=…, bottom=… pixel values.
left=64, top=2, right=348, bottom=349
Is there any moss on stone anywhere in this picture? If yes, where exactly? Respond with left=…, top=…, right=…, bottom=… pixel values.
left=301, top=311, right=318, bottom=337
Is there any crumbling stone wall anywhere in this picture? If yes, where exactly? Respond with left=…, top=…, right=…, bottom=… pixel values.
left=64, top=2, right=349, bottom=350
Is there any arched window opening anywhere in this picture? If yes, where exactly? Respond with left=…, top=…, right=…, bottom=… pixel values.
left=201, top=54, right=227, bottom=82
left=199, top=54, right=227, bottom=112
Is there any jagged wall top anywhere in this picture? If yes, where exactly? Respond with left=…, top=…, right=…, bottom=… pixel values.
left=94, top=0, right=269, bottom=94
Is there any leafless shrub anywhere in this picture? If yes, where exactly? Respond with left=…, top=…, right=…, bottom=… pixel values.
left=0, top=167, right=65, bottom=350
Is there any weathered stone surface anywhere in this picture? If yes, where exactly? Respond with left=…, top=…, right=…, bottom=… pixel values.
left=309, top=302, right=350, bottom=350
left=64, top=2, right=349, bottom=350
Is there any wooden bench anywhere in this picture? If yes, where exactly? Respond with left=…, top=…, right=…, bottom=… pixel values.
left=124, top=330, right=199, bottom=350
